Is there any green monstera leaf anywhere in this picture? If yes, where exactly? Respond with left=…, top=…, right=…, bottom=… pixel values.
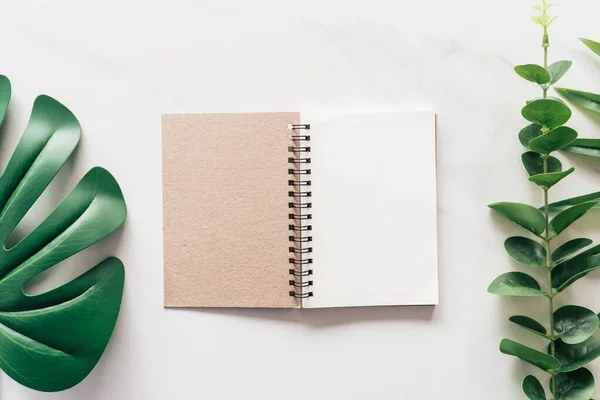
left=0, top=76, right=126, bottom=392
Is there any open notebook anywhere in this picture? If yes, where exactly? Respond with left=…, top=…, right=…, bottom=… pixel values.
left=162, top=110, right=438, bottom=308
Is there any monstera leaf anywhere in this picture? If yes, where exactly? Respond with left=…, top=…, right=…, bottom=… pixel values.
left=0, top=76, right=126, bottom=392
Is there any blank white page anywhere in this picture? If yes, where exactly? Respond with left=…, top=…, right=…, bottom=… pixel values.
left=302, top=111, right=438, bottom=308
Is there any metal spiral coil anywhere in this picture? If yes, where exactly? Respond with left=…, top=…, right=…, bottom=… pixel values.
left=288, top=258, right=313, bottom=265
left=289, top=247, right=313, bottom=254
left=288, top=224, right=312, bottom=231
left=288, top=157, right=311, bottom=164
left=289, top=269, right=313, bottom=276
left=289, top=291, right=313, bottom=298
left=289, top=280, right=313, bottom=288
left=288, top=191, right=312, bottom=198
left=288, top=123, right=313, bottom=299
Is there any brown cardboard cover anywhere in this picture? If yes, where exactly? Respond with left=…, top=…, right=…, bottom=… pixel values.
left=162, top=113, right=300, bottom=308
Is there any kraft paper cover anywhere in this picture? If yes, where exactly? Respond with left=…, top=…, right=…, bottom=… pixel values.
left=162, top=113, right=300, bottom=308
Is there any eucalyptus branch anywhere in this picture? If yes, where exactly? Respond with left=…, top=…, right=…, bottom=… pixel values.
left=487, top=1, right=600, bottom=399
left=540, top=5, right=557, bottom=398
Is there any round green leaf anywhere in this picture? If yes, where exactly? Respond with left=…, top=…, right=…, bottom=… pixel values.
left=554, top=336, right=600, bottom=372
left=488, top=272, right=546, bottom=296
left=519, top=124, right=543, bottom=148
left=555, top=368, right=595, bottom=400
left=529, top=168, right=574, bottom=189
left=545, top=60, right=572, bottom=87
left=489, top=202, right=546, bottom=235
left=504, top=237, right=546, bottom=266
left=500, top=339, right=560, bottom=372
left=509, top=315, right=549, bottom=338
left=523, top=375, right=546, bottom=400
left=552, top=238, right=593, bottom=262
left=550, top=201, right=599, bottom=235
left=529, top=126, right=578, bottom=153
left=522, top=98, right=572, bottom=129
left=522, top=152, right=562, bottom=176
left=552, top=244, right=600, bottom=292
left=554, top=305, right=600, bottom=344
left=515, top=64, right=551, bottom=84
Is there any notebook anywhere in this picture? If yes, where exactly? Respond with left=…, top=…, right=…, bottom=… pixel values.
left=162, top=110, right=438, bottom=308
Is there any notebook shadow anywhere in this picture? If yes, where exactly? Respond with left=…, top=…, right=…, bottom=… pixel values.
left=167, top=305, right=436, bottom=328
left=300, top=305, right=435, bottom=328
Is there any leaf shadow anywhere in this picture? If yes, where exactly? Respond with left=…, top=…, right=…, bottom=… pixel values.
left=575, top=44, right=600, bottom=78
left=572, top=104, right=600, bottom=128
left=560, top=152, right=600, bottom=181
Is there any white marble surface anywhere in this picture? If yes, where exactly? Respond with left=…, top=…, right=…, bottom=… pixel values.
left=1, top=0, right=600, bottom=398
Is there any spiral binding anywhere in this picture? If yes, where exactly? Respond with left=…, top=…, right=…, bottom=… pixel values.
left=288, top=123, right=313, bottom=299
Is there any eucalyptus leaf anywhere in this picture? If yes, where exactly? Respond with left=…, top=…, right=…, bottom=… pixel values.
left=488, top=272, right=546, bottom=296
left=0, top=77, right=126, bottom=392
left=556, top=88, right=600, bottom=115
left=552, top=245, right=600, bottom=291
left=552, top=238, right=593, bottom=262
left=554, top=336, right=600, bottom=372
left=545, top=60, right=572, bottom=87
left=550, top=201, right=598, bottom=235
left=520, top=124, right=543, bottom=148
left=522, top=152, right=563, bottom=176
left=555, top=368, right=595, bottom=400
left=554, top=306, right=599, bottom=344
left=523, top=375, right=546, bottom=400
left=522, top=98, right=572, bottom=129
left=563, top=138, right=600, bottom=158
left=515, top=64, right=551, bottom=84
left=529, top=126, right=578, bottom=153
left=581, top=38, right=600, bottom=57
left=504, top=237, right=546, bottom=266
left=489, top=202, right=546, bottom=235
left=500, top=339, right=560, bottom=372
left=529, top=168, right=574, bottom=189
left=509, top=315, right=549, bottom=338
left=547, top=191, right=600, bottom=213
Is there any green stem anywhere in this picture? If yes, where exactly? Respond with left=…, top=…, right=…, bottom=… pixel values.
left=543, top=28, right=549, bottom=99
left=541, top=24, right=556, bottom=400
left=542, top=158, right=557, bottom=400
left=536, top=10, right=557, bottom=395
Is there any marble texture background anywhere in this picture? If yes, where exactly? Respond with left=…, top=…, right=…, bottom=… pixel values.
left=1, top=0, right=600, bottom=398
